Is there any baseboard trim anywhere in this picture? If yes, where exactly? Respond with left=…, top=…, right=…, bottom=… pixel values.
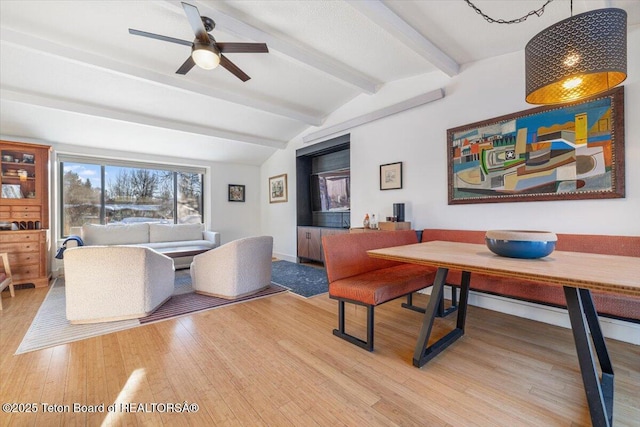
left=421, top=287, right=639, bottom=345
left=272, top=252, right=298, bottom=263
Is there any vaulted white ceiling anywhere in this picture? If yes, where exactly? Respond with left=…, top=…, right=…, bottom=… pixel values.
left=1, top=0, right=638, bottom=165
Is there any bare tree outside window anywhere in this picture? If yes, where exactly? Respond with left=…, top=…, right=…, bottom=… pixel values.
left=61, top=161, right=204, bottom=237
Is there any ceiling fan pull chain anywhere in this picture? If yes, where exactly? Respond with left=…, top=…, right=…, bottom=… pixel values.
left=463, top=0, right=555, bottom=24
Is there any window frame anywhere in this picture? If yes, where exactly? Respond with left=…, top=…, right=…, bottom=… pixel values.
left=58, top=155, right=205, bottom=238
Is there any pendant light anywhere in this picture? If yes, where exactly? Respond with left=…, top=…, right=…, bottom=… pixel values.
left=525, top=6, right=627, bottom=105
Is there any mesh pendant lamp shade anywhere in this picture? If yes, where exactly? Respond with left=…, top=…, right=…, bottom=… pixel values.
left=525, top=8, right=627, bottom=105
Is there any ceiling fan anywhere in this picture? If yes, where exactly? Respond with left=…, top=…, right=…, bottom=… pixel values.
left=129, top=2, right=268, bottom=81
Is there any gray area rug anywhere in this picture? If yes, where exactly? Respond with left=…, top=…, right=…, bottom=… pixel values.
left=15, top=270, right=286, bottom=355
left=271, top=260, right=329, bottom=298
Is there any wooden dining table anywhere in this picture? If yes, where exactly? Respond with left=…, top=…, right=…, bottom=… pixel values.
left=368, top=240, right=640, bottom=427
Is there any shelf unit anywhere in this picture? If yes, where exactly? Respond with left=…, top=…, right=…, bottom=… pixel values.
left=296, top=135, right=350, bottom=264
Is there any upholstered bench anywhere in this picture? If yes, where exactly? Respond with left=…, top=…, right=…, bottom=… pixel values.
left=322, top=230, right=436, bottom=351
left=420, top=229, right=640, bottom=322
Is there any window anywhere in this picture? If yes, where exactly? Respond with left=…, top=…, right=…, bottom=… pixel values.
left=60, top=157, right=204, bottom=237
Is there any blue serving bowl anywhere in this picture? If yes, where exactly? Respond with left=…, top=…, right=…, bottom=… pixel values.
left=485, top=230, right=557, bottom=259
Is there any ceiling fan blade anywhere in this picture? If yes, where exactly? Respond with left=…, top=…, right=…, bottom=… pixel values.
left=176, top=56, right=196, bottom=75
left=181, top=2, right=210, bottom=44
left=217, top=42, right=269, bottom=54
left=220, top=55, right=250, bottom=82
left=129, top=29, right=193, bottom=47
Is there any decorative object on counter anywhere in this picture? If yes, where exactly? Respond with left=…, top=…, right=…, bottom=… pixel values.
left=485, top=230, right=557, bottom=259
left=269, top=173, right=288, bottom=203
left=370, top=214, right=378, bottom=230
left=228, top=184, right=245, bottom=202
left=380, top=162, right=403, bottom=190
left=363, top=213, right=370, bottom=229
left=447, top=87, right=624, bottom=205
left=1, top=184, right=23, bottom=199
left=393, top=203, right=405, bottom=222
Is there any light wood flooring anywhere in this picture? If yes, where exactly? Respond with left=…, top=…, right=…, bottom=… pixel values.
left=1, top=285, right=639, bottom=426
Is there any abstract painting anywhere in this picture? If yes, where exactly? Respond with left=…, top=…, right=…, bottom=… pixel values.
left=269, top=174, right=288, bottom=203
left=447, top=87, right=624, bottom=204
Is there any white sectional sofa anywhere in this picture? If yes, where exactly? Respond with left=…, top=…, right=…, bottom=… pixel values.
left=76, top=222, right=220, bottom=268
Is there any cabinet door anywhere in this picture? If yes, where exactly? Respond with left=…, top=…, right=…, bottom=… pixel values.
left=297, top=227, right=322, bottom=262
left=297, top=227, right=310, bottom=258
left=307, top=228, right=322, bottom=261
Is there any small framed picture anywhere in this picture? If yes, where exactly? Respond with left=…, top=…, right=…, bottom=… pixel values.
left=380, top=162, right=403, bottom=190
left=269, top=174, right=288, bottom=203
left=228, top=184, right=245, bottom=202
left=22, top=153, right=35, bottom=164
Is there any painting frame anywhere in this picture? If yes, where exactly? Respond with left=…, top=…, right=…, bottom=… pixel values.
left=228, top=184, right=245, bottom=202
left=269, top=173, right=288, bottom=203
left=380, top=162, right=403, bottom=190
left=447, top=87, right=625, bottom=205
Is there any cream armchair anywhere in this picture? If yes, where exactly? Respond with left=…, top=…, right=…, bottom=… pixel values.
left=190, top=236, right=273, bottom=299
left=64, top=246, right=175, bottom=324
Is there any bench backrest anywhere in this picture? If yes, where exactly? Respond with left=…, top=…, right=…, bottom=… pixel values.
left=322, top=230, right=419, bottom=283
left=420, top=229, right=640, bottom=257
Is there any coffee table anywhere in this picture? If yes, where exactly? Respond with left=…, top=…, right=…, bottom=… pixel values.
left=160, top=246, right=211, bottom=259
left=368, top=240, right=640, bottom=427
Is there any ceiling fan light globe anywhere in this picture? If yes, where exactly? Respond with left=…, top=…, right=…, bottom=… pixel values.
left=192, top=46, right=220, bottom=70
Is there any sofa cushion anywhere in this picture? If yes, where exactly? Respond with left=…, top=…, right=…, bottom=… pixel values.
left=82, top=223, right=150, bottom=246
left=149, top=223, right=203, bottom=243
left=142, top=240, right=215, bottom=250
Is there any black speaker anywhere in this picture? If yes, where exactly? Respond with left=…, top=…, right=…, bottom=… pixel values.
left=393, top=203, right=405, bottom=222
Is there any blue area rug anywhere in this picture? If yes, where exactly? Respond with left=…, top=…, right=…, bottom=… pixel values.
left=271, top=260, right=328, bottom=298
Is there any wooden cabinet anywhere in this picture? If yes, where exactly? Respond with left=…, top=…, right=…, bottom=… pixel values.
left=298, top=227, right=322, bottom=262
left=1, top=141, right=51, bottom=287
left=297, top=226, right=348, bottom=262
left=0, top=231, right=49, bottom=287
left=378, top=221, right=411, bottom=231
left=350, top=222, right=412, bottom=233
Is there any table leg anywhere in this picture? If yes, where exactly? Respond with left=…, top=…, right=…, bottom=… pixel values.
left=563, top=286, right=614, bottom=427
left=413, top=268, right=471, bottom=367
